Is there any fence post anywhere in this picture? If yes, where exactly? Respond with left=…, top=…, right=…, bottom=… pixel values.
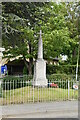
left=0, top=77, right=3, bottom=105
left=68, top=80, right=70, bottom=100
left=33, top=79, right=34, bottom=103
left=0, top=78, right=2, bottom=97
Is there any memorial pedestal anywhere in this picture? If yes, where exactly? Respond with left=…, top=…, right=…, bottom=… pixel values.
left=34, top=59, right=47, bottom=87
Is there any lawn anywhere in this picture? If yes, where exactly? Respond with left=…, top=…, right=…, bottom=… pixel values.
left=1, top=86, right=78, bottom=105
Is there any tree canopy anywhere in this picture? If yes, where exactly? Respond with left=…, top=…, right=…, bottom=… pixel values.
left=2, top=2, right=80, bottom=74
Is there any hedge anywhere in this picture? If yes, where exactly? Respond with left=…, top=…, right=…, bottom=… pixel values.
left=2, top=75, right=33, bottom=90
left=46, top=64, right=80, bottom=75
left=2, top=74, right=79, bottom=90
left=47, top=74, right=78, bottom=89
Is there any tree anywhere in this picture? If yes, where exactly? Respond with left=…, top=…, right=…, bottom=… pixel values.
left=2, top=2, right=78, bottom=74
left=2, top=2, right=45, bottom=75
left=65, top=2, right=80, bottom=64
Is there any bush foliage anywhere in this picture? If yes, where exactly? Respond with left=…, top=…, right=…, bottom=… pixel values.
left=2, top=75, right=33, bottom=90
left=46, top=64, right=80, bottom=75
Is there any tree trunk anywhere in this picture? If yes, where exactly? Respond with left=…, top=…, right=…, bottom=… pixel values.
left=23, top=55, right=29, bottom=73
left=28, top=41, right=33, bottom=75
left=28, top=58, right=33, bottom=75
left=23, top=56, right=33, bottom=75
left=23, top=40, right=33, bottom=75
left=72, top=48, right=76, bottom=64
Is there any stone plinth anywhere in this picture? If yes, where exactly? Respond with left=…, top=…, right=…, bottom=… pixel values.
left=34, top=59, right=47, bottom=87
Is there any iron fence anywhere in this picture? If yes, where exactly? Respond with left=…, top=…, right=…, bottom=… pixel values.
left=0, top=75, right=79, bottom=105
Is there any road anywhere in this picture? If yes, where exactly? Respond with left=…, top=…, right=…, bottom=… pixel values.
left=2, top=101, right=78, bottom=118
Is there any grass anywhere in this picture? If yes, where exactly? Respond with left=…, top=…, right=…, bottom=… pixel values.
left=1, top=86, right=78, bottom=105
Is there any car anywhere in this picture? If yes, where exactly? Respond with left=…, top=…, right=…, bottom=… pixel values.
left=48, top=82, right=58, bottom=88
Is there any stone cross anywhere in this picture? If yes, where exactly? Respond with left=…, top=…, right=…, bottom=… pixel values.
left=38, top=30, right=44, bottom=59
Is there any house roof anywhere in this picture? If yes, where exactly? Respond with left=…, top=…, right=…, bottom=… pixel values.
left=0, top=58, right=8, bottom=66
left=0, top=57, right=28, bottom=66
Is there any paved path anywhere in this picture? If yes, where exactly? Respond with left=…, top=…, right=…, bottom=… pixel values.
left=2, top=101, right=78, bottom=118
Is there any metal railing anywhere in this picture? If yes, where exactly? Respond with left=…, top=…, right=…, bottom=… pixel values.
left=0, top=75, right=79, bottom=105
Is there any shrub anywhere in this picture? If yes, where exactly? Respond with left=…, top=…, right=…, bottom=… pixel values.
left=47, top=74, right=76, bottom=89
left=2, top=75, right=33, bottom=90
left=46, top=64, right=80, bottom=75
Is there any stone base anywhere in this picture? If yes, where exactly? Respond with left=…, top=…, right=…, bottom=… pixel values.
left=34, top=78, right=47, bottom=87
left=33, top=59, right=47, bottom=87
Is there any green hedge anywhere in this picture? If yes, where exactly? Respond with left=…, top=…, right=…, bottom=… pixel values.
left=2, top=75, right=33, bottom=90
left=46, top=64, right=80, bottom=75
left=47, top=74, right=77, bottom=89
left=47, top=74, right=76, bottom=80
left=2, top=74, right=79, bottom=90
